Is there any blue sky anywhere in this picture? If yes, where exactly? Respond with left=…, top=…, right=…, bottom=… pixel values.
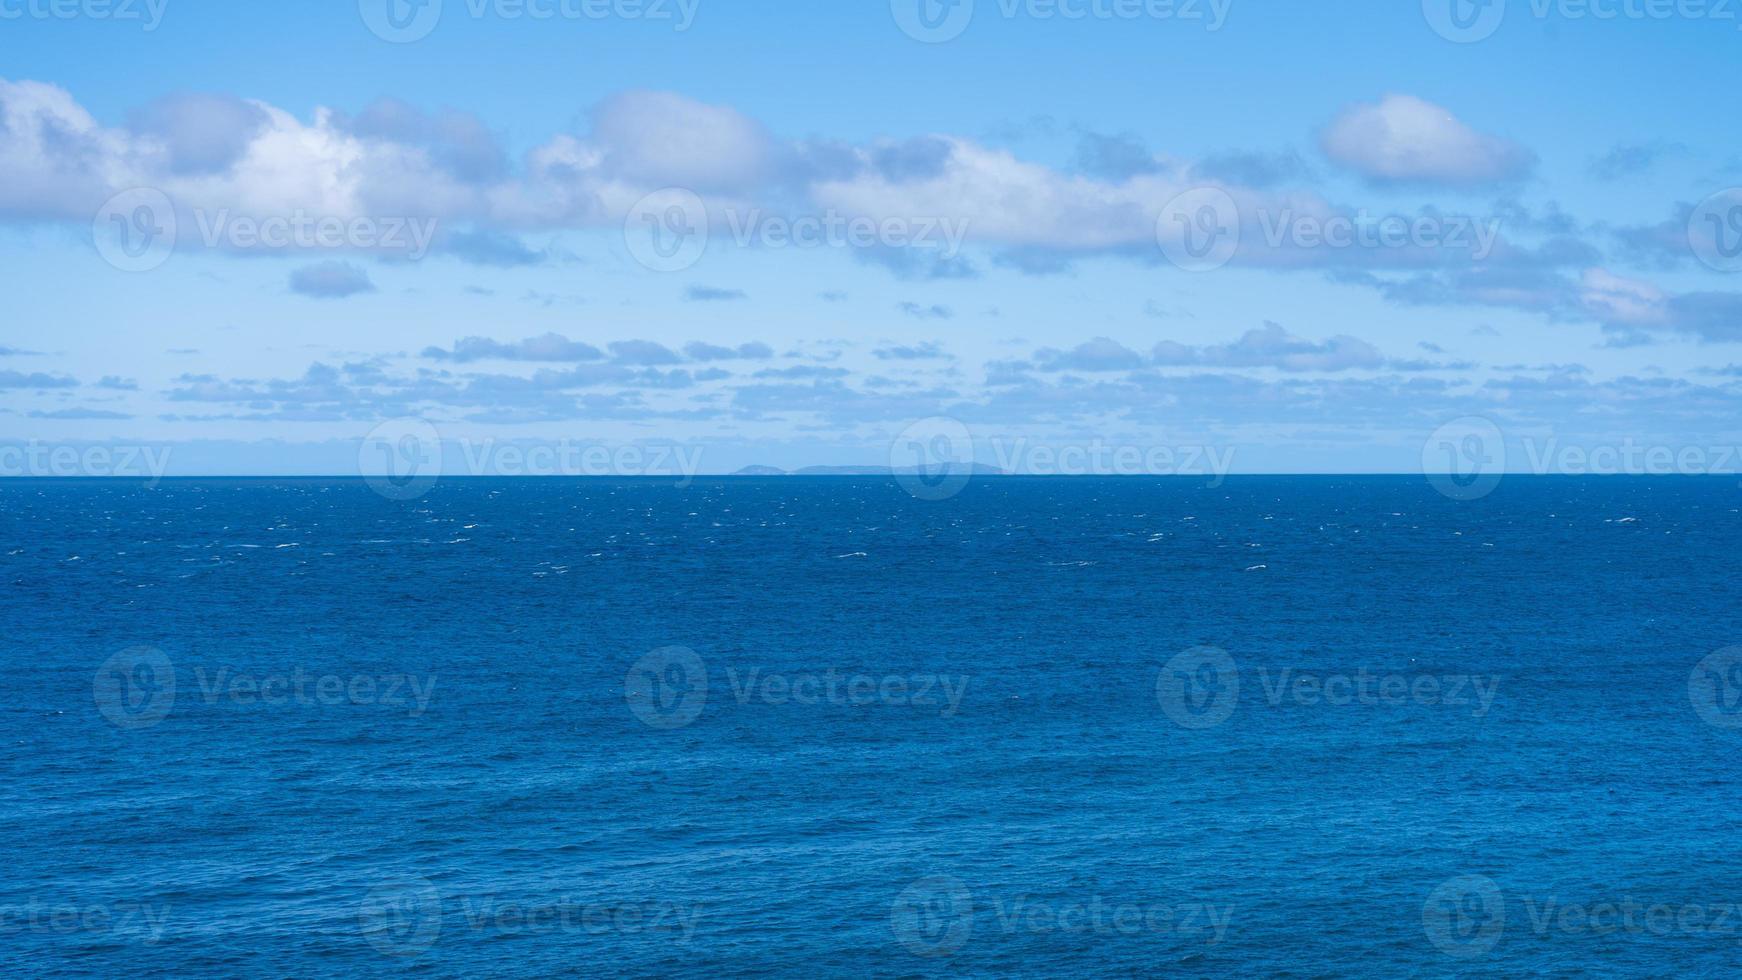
left=4, top=0, right=1742, bottom=475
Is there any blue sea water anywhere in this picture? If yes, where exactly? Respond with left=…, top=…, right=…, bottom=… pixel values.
left=3, top=476, right=1741, bottom=977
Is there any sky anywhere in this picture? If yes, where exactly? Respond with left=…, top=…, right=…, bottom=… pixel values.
left=4, top=0, right=1742, bottom=477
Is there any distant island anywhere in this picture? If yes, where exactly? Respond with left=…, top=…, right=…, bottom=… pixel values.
left=731, top=464, right=1008, bottom=476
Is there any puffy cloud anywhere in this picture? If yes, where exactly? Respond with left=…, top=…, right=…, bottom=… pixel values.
left=991, top=248, right=1076, bottom=276
left=853, top=245, right=979, bottom=281
left=1073, top=132, right=1164, bottom=181
left=420, top=335, right=781, bottom=366
left=813, top=138, right=1175, bottom=250
left=898, top=302, right=953, bottom=320
left=1034, top=337, right=1147, bottom=372
left=753, top=365, right=851, bottom=380
left=127, top=93, right=271, bottom=176
left=1151, top=323, right=1390, bottom=373
left=608, top=340, right=684, bottom=365
left=1190, top=149, right=1312, bottom=189
left=0, top=79, right=1546, bottom=284
left=868, top=137, right=957, bottom=182
left=588, top=90, right=773, bottom=192
left=441, top=229, right=549, bottom=267
left=336, top=98, right=507, bottom=184
left=1648, top=291, right=1742, bottom=343
left=684, top=285, right=747, bottom=302
left=1588, top=140, right=1684, bottom=181
left=5, top=76, right=1732, bottom=356
left=423, top=333, right=604, bottom=363
left=684, top=341, right=773, bottom=361
left=1578, top=268, right=1668, bottom=329
left=873, top=342, right=948, bottom=361
left=289, top=261, right=375, bottom=299
left=29, top=408, right=131, bottom=419
left=0, top=78, right=136, bottom=219
left=0, top=370, right=77, bottom=388
left=1319, top=95, right=1534, bottom=186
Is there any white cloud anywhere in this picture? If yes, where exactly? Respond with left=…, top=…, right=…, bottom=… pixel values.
left=0, top=78, right=138, bottom=219
left=1578, top=268, right=1667, bottom=327
left=811, top=138, right=1185, bottom=250
left=589, top=89, right=774, bottom=192
left=0, top=78, right=1532, bottom=273
left=1319, top=94, right=1533, bottom=186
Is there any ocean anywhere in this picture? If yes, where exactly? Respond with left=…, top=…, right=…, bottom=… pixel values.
left=3, top=476, right=1740, bottom=976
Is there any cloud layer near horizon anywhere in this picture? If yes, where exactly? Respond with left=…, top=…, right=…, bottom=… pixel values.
left=4, top=77, right=1734, bottom=350
left=6, top=76, right=1742, bottom=452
